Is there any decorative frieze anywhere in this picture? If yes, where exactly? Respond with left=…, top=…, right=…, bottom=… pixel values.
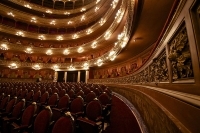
left=168, top=26, right=194, bottom=81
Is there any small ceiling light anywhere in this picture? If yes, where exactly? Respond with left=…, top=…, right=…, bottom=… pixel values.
left=110, top=55, right=116, bottom=61
left=50, top=20, right=56, bottom=25
left=96, top=59, right=103, bottom=66
left=77, top=47, right=84, bottom=53
left=32, top=64, right=40, bottom=70
left=52, top=65, right=58, bottom=70
left=46, top=49, right=53, bottom=55
left=121, top=41, right=126, bottom=48
left=63, top=49, right=70, bottom=55
left=67, top=21, right=73, bottom=25
left=111, top=0, right=119, bottom=8
left=68, top=58, right=75, bottom=70
left=96, top=0, right=101, bottom=4
left=104, top=31, right=111, bottom=40
left=118, top=32, right=125, bottom=40
left=31, top=17, right=37, bottom=23
left=46, top=10, right=52, bottom=14
left=64, top=12, right=70, bottom=15
left=72, top=34, right=78, bottom=39
left=91, top=41, right=97, bottom=49
left=80, top=8, right=86, bottom=12
left=25, top=47, right=33, bottom=54
left=38, top=35, right=45, bottom=40
left=95, top=7, right=99, bottom=12
left=8, top=63, right=17, bottom=69
left=81, top=15, right=85, bottom=21
left=16, top=31, right=24, bottom=37
left=56, top=36, right=63, bottom=41
left=109, top=50, right=115, bottom=57
left=24, top=4, right=32, bottom=9
left=7, top=12, right=15, bottom=17
left=0, top=44, right=8, bottom=50
left=86, top=29, right=93, bottom=35
left=99, top=18, right=105, bottom=26
left=82, top=62, right=89, bottom=69
left=68, top=64, right=75, bottom=70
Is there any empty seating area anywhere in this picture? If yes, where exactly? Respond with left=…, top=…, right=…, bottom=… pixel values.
left=0, top=82, right=113, bottom=133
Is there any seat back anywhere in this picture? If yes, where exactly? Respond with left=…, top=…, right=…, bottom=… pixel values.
left=52, top=112, right=74, bottom=133
left=76, top=90, right=84, bottom=98
left=85, top=91, right=96, bottom=104
left=58, top=89, right=66, bottom=98
left=16, top=89, right=22, bottom=97
left=47, top=93, right=58, bottom=106
left=0, top=93, right=5, bottom=101
left=57, top=94, right=70, bottom=109
left=98, top=92, right=111, bottom=106
left=25, top=90, right=34, bottom=101
left=21, top=102, right=37, bottom=126
left=11, top=99, right=25, bottom=118
left=93, top=88, right=101, bottom=96
left=0, top=95, right=10, bottom=110
left=32, top=90, right=41, bottom=102
left=70, top=96, right=84, bottom=114
left=20, top=89, right=28, bottom=99
left=86, top=99, right=102, bottom=121
left=68, top=89, right=75, bottom=100
left=39, top=91, right=49, bottom=103
left=83, top=88, right=91, bottom=96
left=34, top=106, right=52, bottom=133
left=5, top=97, right=17, bottom=113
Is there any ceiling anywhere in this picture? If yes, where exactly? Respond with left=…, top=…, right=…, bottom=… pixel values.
left=0, top=0, right=176, bottom=70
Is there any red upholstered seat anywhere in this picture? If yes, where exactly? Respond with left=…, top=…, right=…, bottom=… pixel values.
left=10, top=102, right=37, bottom=133
left=25, top=90, right=34, bottom=102
left=70, top=96, right=84, bottom=119
left=85, top=91, right=96, bottom=104
left=32, top=91, right=41, bottom=102
left=0, top=95, right=10, bottom=111
left=68, top=89, right=75, bottom=101
left=52, top=112, right=74, bottom=133
left=98, top=92, right=112, bottom=120
left=77, top=98, right=104, bottom=133
left=58, top=89, right=66, bottom=98
left=33, top=106, right=53, bottom=133
left=76, top=90, right=85, bottom=99
left=1, top=99, right=25, bottom=133
left=52, top=94, right=70, bottom=121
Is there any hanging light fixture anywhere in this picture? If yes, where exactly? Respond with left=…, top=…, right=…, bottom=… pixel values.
left=8, top=63, right=17, bottom=69
left=68, top=58, right=75, bottom=70
left=25, top=47, right=33, bottom=54
left=32, top=64, right=41, bottom=70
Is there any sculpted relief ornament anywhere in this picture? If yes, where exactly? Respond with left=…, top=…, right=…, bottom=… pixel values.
left=149, top=52, right=169, bottom=82
left=168, top=26, right=193, bottom=81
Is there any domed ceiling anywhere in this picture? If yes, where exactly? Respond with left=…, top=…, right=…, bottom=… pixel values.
left=0, top=0, right=176, bottom=71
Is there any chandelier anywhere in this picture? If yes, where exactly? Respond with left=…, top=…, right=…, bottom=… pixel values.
left=33, top=64, right=41, bottom=70
left=8, top=63, right=17, bottom=69
left=0, top=44, right=8, bottom=50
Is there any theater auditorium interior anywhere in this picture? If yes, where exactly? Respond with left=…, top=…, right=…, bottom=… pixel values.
left=0, top=0, right=200, bottom=133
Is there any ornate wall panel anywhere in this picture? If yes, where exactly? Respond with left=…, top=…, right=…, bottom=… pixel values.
left=168, top=25, right=194, bottom=81
left=149, top=50, right=169, bottom=82
left=0, top=68, right=54, bottom=80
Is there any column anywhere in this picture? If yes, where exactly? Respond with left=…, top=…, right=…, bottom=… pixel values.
left=53, top=71, right=58, bottom=82
left=64, top=72, right=67, bottom=83
left=77, top=71, right=80, bottom=82
left=85, top=70, right=89, bottom=83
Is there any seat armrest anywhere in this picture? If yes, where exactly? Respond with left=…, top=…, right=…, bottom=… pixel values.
left=77, top=117, right=97, bottom=126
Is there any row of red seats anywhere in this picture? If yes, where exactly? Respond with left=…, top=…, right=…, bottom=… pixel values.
left=0, top=82, right=112, bottom=133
